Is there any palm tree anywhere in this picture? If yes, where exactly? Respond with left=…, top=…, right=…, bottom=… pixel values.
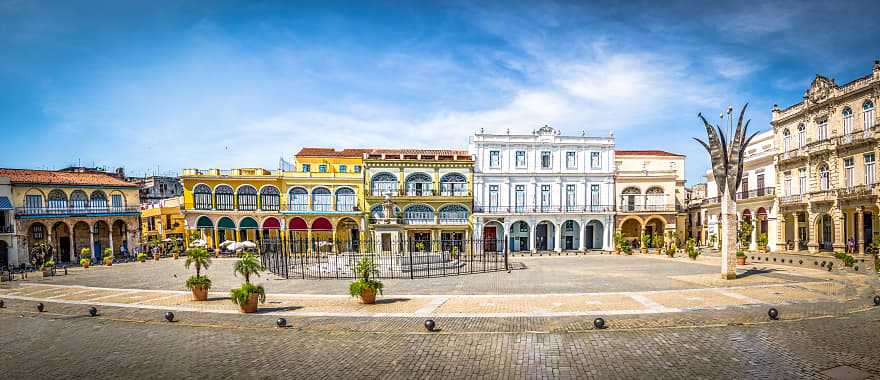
left=185, top=247, right=211, bottom=277
left=233, top=252, right=264, bottom=284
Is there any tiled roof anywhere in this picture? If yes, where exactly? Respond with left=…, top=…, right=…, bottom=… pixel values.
left=615, top=150, right=684, bottom=157
left=0, top=168, right=137, bottom=187
left=368, top=149, right=470, bottom=156
left=295, top=148, right=371, bottom=158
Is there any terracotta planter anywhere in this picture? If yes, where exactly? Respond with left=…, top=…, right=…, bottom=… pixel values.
left=736, top=256, right=746, bottom=265
left=42, top=268, right=51, bottom=277
left=239, top=293, right=259, bottom=313
left=191, top=286, right=208, bottom=301
left=82, top=262, right=90, bottom=269
left=104, top=260, right=113, bottom=266
left=153, top=254, right=161, bottom=261
left=173, top=253, right=179, bottom=260
left=640, top=248, right=648, bottom=254
left=359, top=288, right=377, bottom=305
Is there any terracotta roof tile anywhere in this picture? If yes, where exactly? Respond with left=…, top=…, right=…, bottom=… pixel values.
left=0, top=168, right=137, bottom=187
left=615, top=150, right=684, bottom=157
left=295, top=148, right=371, bottom=158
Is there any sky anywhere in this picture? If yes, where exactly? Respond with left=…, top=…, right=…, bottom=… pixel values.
left=2, top=0, right=879, bottom=184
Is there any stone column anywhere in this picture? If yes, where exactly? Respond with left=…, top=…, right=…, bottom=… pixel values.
left=307, top=229, right=313, bottom=255
left=108, top=226, right=114, bottom=256
left=212, top=227, right=220, bottom=255
left=88, top=225, right=96, bottom=262
left=856, top=209, right=864, bottom=255
left=548, top=224, right=562, bottom=252
left=529, top=223, right=536, bottom=253
left=720, top=191, right=736, bottom=280
left=832, top=208, right=845, bottom=252
left=749, top=219, right=757, bottom=251
left=578, top=221, right=586, bottom=251
left=807, top=212, right=819, bottom=253
left=776, top=213, right=787, bottom=252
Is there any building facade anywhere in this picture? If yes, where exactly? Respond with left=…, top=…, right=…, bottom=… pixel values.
left=772, top=60, right=880, bottom=254
left=470, top=126, right=615, bottom=252
left=615, top=150, right=686, bottom=245
left=0, top=168, right=140, bottom=266
left=141, top=197, right=186, bottom=245
left=685, top=182, right=706, bottom=245
left=134, top=176, right=183, bottom=203
left=363, top=149, right=473, bottom=252
left=704, top=130, right=779, bottom=251
left=1, top=177, right=15, bottom=268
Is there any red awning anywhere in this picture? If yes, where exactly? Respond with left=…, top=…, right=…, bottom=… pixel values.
left=311, top=218, right=332, bottom=231
left=262, top=217, right=280, bottom=229
left=288, top=217, right=307, bottom=231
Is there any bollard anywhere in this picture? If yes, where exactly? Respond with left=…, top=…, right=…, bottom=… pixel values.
left=424, top=319, right=436, bottom=332
left=88, top=307, right=98, bottom=317
left=593, top=317, right=606, bottom=329
left=874, top=295, right=880, bottom=306
left=36, top=303, right=45, bottom=312
left=276, top=318, right=287, bottom=328
left=164, top=311, right=174, bottom=322
left=768, top=308, right=779, bottom=320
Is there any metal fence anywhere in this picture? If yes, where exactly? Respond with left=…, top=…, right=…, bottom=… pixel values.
left=260, top=238, right=510, bottom=279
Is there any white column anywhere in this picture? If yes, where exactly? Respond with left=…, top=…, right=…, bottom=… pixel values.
left=554, top=222, right=562, bottom=252
left=529, top=222, right=536, bottom=253
left=108, top=224, right=115, bottom=256
left=578, top=220, right=586, bottom=251
left=88, top=225, right=96, bottom=261
left=606, top=215, right=614, bottom=251
left=749, top=220, right=757, bottom=251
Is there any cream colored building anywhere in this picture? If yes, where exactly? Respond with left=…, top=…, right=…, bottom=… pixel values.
left=772, top=60, right=879, bottom=255
left=614, top=150, right=686, bottom=244
left=704, top=130, right=779, bottom=252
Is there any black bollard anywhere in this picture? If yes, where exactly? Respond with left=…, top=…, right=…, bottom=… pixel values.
left=88, top=307, right=98, bottom=317
left=36, top=303, right=44, bottom=312
left=276, top=318, right=287, bottom=328
left=593, top=317, right=606, bottom=329
left=0, top=299, right=4, bottom=308
left=424, top=319, right=436, bottom=332
left=164, top=311, right=174, bottom=322
left=874, top=295, right=880, bottom=306
left=768, top=308, right=779, bottom=320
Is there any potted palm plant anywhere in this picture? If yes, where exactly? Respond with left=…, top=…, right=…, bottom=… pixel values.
left=41, top=260, right=55, bottom=277
left=757, top=233, right=769, bottom=253
left=686, top=238, right=699, bottom=260
left=653, top=233, right=664, bottom=254
left=103, top=247, right=113, bottom=266
left=349, top=256, right=383, bottom=304
left=620, top=240, right=633, bottom=255
left=80, top=248, right=92, bottom=268
left=136, top=252, right=148, bottom=262
left=613, top=231, right=624, bottom=254
left=184, top=247, right=212, bottom=301
left=229, top=252, right=266, bottom=313
left=665, top=241, right=676, bottom=258
left=640, top=233, right=650, bottom=254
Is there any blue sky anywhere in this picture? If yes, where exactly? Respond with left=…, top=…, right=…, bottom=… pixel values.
left=2, top=0, right=879, bottom=184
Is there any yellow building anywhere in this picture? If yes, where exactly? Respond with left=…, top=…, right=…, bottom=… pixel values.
left=614, top=150, right=687, bottom=245
left=363, top=149, right=473, bottom=252
left=180, top=168, right=284, bottom=250
left=283, top=148, right=368, bottom=251
left=140, top=197, right=186, bottom=247
left=0, top=168, right=140, bottom=265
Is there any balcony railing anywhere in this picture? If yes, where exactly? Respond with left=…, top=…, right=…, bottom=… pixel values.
left=777, top=148, right=808, bottom=163
left=735, top=187, right=775, bottom=200
left=369, top=187, right=471, bottom=197
left=778, top=195, right=804, bottom=205
left=16, top=206, right=140, bottom=217
left=837, top=184, right=878, bottom=198
left=0, top=225, right=13, bottom=233
left=835, top=128, right=876, bottom=148
left=808, top=189, right=836, bottom=202
left=617, top=204, right=677, bottom=212
left=184, top=203, right=360, bottom=213
left=473, top=205, right=615, bottom=213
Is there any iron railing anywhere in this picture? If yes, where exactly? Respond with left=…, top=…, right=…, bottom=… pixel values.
left=735, top=187, right=775, bottom=200
left=366, top=188, right=471, bottom=197
left=616, top=204, right=677, bottom=212
left=15, top=206, right=140, bottom=217
left=473, top=205, right=614, bottom=213
left=0, top=225, right=13, bottom=233
left=260, top=238, right=510, bottom=279
left=779, top=195, right=804, bottom=204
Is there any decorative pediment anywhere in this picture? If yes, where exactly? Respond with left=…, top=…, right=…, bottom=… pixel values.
left=534, top=125, right=558, bottom=136
left=807, top=75, right=836, bottom=104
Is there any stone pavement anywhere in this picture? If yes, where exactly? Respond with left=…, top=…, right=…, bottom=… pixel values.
left=1, top=302, right=878, bottom=379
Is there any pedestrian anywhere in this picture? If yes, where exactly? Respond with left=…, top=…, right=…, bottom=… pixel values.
left=847, top=238, right=854, bottom=254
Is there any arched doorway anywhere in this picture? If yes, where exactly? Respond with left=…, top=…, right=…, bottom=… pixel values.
left=482, top=221, right=504, bottom=253
left=52, top=222, right=72, bottom=262
left=817, top=214, right=833, bottom=251
left=620, top=218, right=641, bottom=243
left=535, top=221, right=555, bottom=251
left=586, top=220, right=604, bottom=250
left=195, top=216, right=214, bottom=249
left=71, top=222, right=90, bottom=259
left=561, top=220, right=580, bottom=250
left=217, top=217, right=236, bottom=243
left=756, top=207, right=768, bottom=241
left=336, top=218, right=360, bottom=252
left=239, top=217, right=259, bottom=242
left=93, top=221, right=110, bottom=260
left=288, top=217, right=308, bottom=252
left=112, top=220, right=129, bottom=255
left=261, top=217, right=281, bottom=241
left=509, top=221, right=530, bottom=252
left=311, top=218, right=333, bottom=253
left=645, top=217, right=665, bottom=245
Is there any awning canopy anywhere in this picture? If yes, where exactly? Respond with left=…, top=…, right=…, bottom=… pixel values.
left=239, top=217, right=259, bottom=229
left=0, top=196, right=11, bottom=210
left=218, top=217, right=236, bottom=229
left=196, top=216, right=213, bottom=228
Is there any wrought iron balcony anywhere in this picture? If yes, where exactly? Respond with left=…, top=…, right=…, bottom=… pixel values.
left=367, top=187, right=471, bottom=197
left=835, top=127, right=876, bottom=149
left=617, top=204, right=677, bottom=213
left=15, top=206, right=140, bottom=217
left=473, top=205, right=615, bottom=213
left=735, top=187, right=775, bottom=200
left=0, top=225, right=13, bottom=234
left=777, top=148, right=808, bottom=164
left=778, top=194, right=805, bottom=205
left=837, top=184, right=878, bottom=199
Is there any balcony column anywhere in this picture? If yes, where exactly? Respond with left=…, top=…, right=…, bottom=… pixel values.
left=554, top=222, right=562, bottom=252
left=89, top=224, right=96, bottom=262
left=832, top=208, right=845, bottom=251
left=807, top=211, right=819, bottom=253
left=108, top=225, right=114, bottom=256
left=749, top=219, right=757, bottom=251
left=578, top=221, right=586, bottom=251
left=307, top=229, right=313, bottom=255
left=213, top=227, right=220, bottom=256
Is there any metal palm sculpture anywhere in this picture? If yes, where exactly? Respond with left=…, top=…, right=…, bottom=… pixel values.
left=694, top=103, right=758, bottom=279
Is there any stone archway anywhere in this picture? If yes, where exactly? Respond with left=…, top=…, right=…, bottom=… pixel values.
left=535, top=221, right=556, bottom=251
left=93, top=221, right=111, bottom=260
left=561, top=220, right=580, bottom=251
left=112, top=220, right=129, bottom=255
left=336, top=217, right=360, bottom=252
left=620, top=218, right=642, bottom=242
left=482, top=221, right=504, bottom=253
left=72, top=221, right=91, bottom=259
left=815, top=214, right=834, bottom=251
left=645, top=217, right=666, bottom=245
left=586, top=220, right=604, bottom=250
left=509, top=221, right=530, bottom=252
left=52, top=222, right=72, bottom=262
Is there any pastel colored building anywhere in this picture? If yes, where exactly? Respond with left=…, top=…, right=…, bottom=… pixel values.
left=0, top=168, right=140, bottom=266
left=141, top=197, right=187, bottom=245
left=614, top=150, right=687, bottom=244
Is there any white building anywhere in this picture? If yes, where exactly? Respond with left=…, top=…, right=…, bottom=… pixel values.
left=704, top=130, right=779, bottom=251
left=469, top=126, right=615, bottom=252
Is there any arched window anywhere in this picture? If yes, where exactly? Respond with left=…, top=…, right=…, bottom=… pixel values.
left=259, top=186, right=280, bottom=211
left=214, top=185, right=234, bottom=211
left=819, top=164, right=830, bottom=190
left=645, top=187, right=665, bottom=210
left=312, top=187, right=331, bottom=211
left=403, top=204, right=434, bottom=225
left=843, top=107, right=854, bottom=136
left=90, top=191, right=108, bottom=211
left=864, top=100, right=875, bottom=132
left=70, top=190, right=88, bottom=211
left=797, top=123, right=806, bottom=147
left=440, top=173, right=467, bottom=196
left=438, top=204, right=468, bottom=224
left=48, top=190, right=67, bottom=211
left=370, top=204, right=400, bottom=220
left=371, top=172, right=397, bottom=196
left=288, top=187, right=308, bottom=211
left=405, top=173, right=433, bottom=196
left=621, top=186, right=641, bottom=212
left=236, top=185, right=257, bottom=211
left=816, top=120, right=828, bottom=141
left=335, top=188, right=356, bottom=212
left=782, top=128, right=791, bottom=153
left=193, top=184, right=212, bottom=210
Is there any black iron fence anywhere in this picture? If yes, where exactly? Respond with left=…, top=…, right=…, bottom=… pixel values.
left=260, top=238, right=510, bottom=279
